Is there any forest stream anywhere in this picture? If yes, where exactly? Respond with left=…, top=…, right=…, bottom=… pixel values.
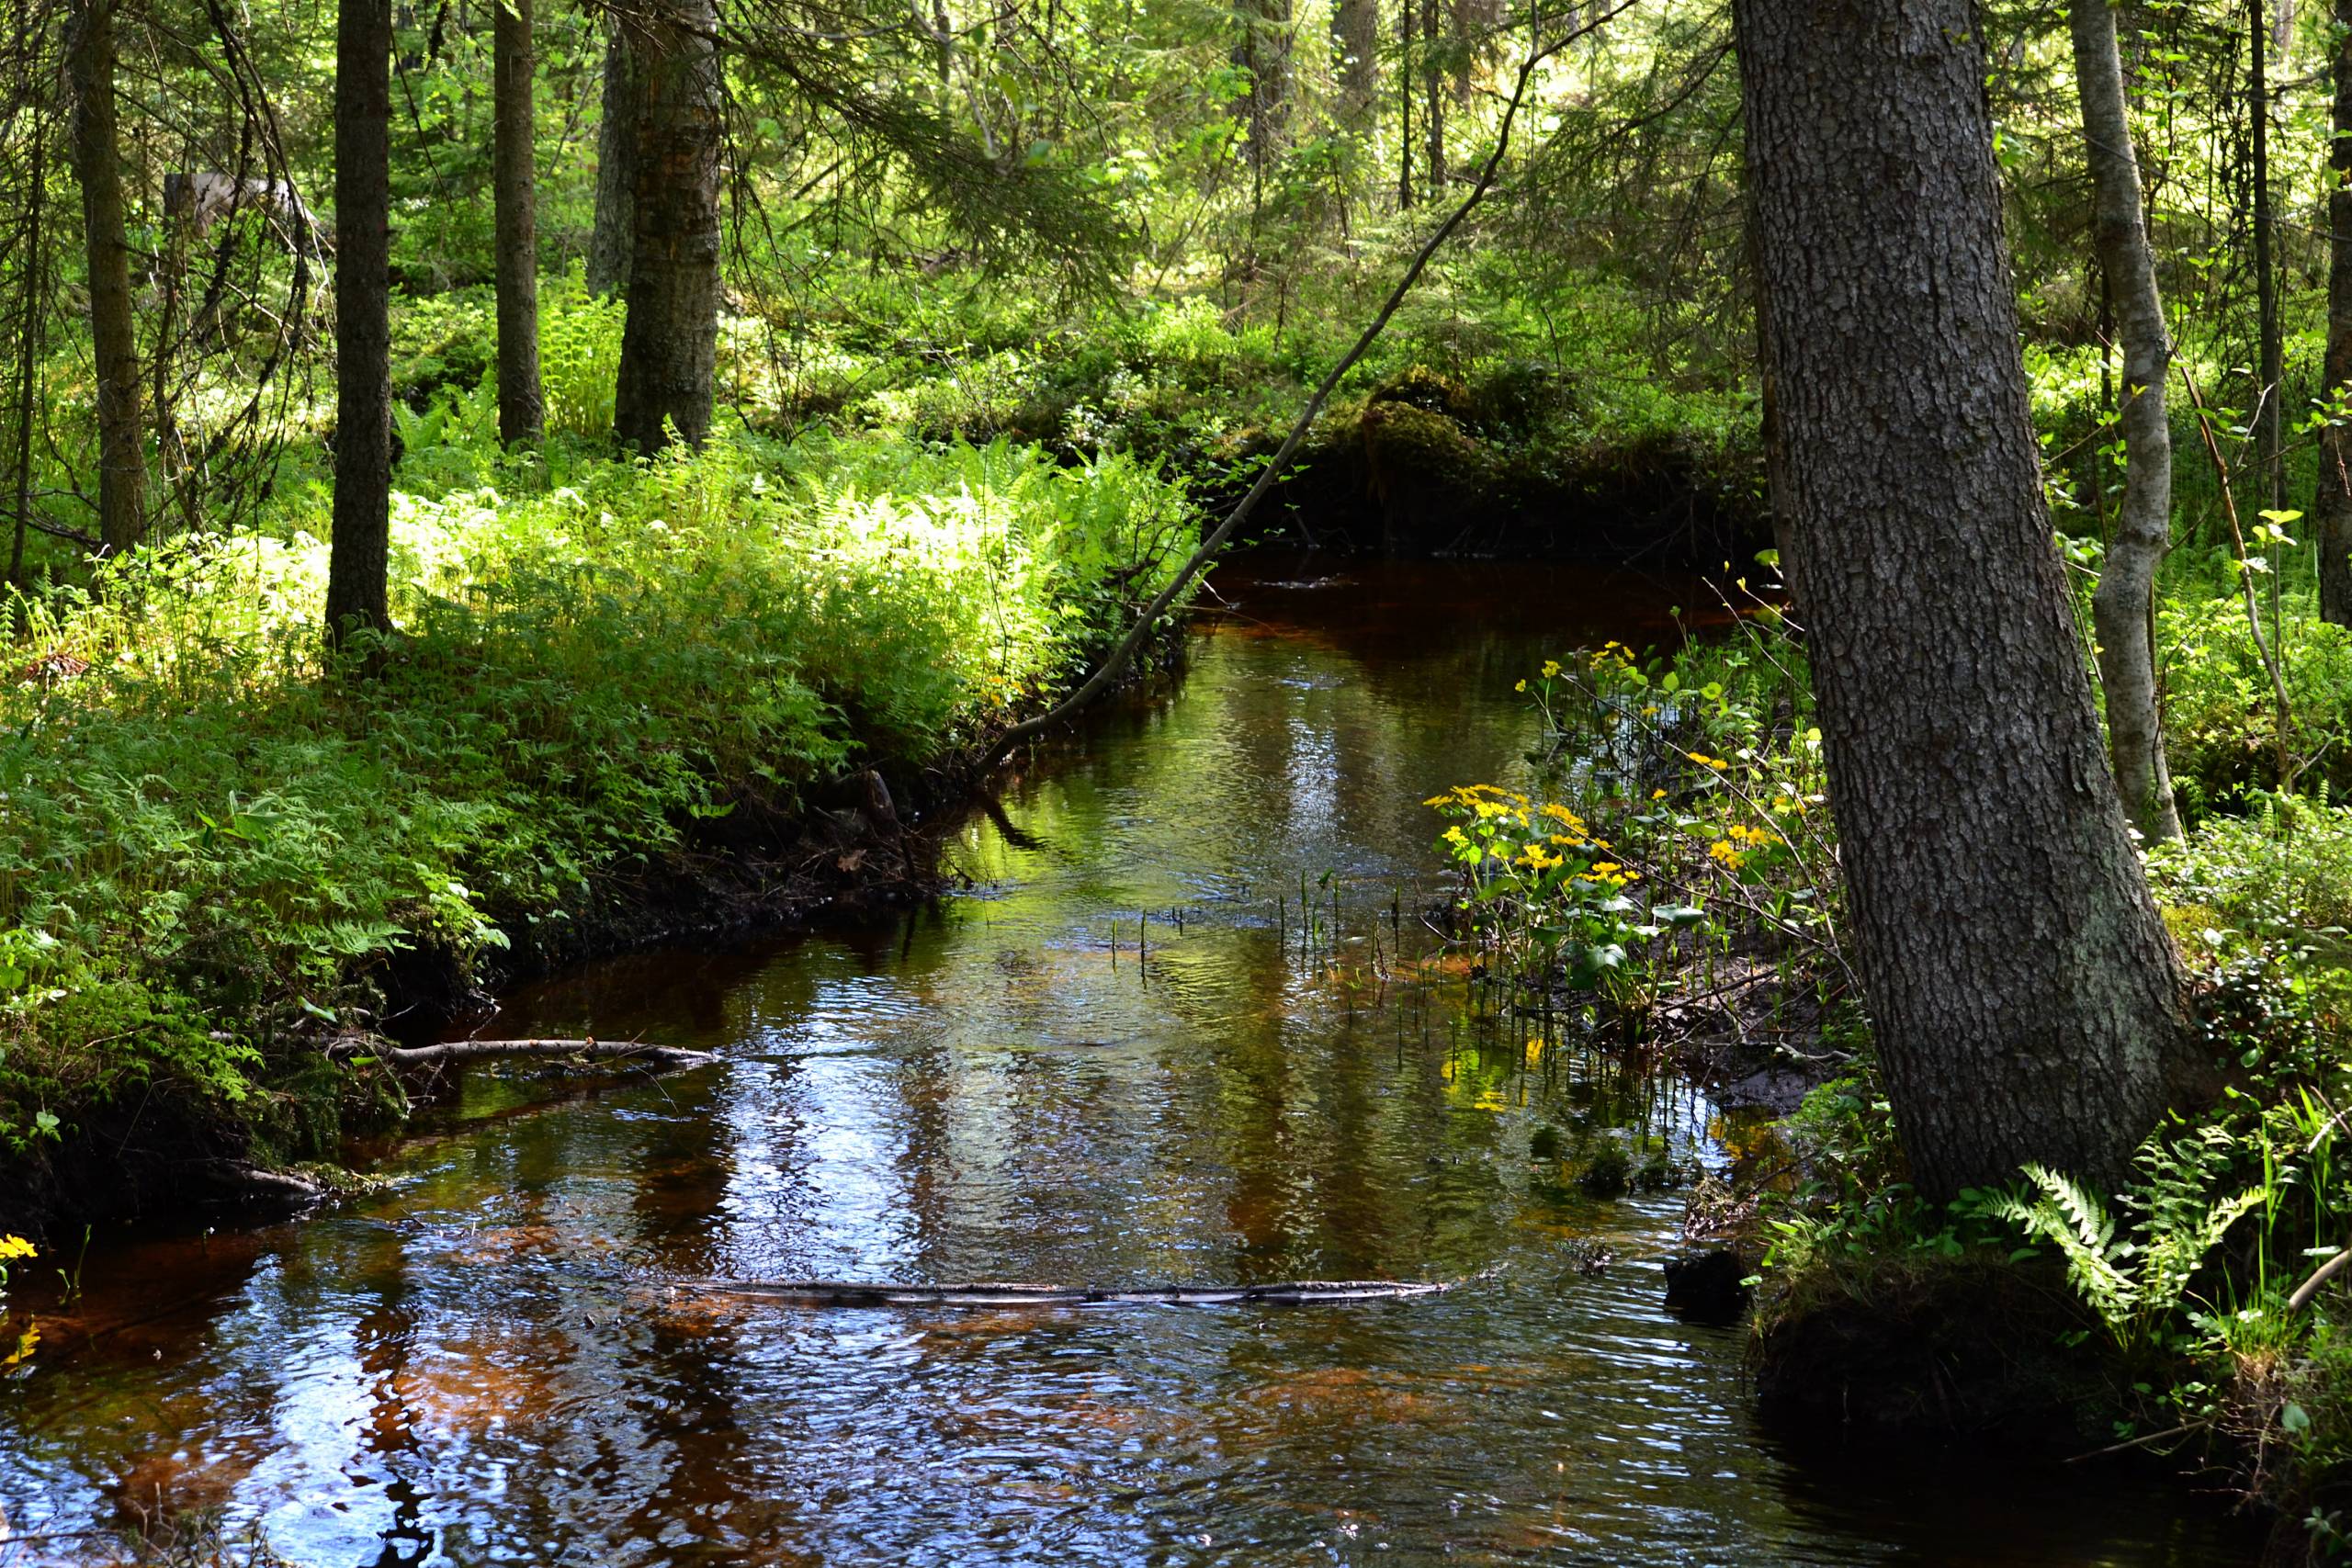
left=0, top=558, right=2264, bottom=1566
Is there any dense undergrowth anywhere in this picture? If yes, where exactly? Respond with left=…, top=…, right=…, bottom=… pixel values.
left=0, top=414, right=1195, bottom=1205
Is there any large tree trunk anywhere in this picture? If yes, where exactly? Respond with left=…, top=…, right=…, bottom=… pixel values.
left=2319, top=0, right=2352, bottom=625
left=1333, top=0, right=1376, bottom=130
left=493, top=0, right=543, bottom=446
left=68, top=0, right=146, bottom=558
left=327, top=0, right=393, bottom=645
left=1733, top=0, right=2205, bottom=1199
left=611, top=0, right=720, bottom=455
left=2071, top=0, right=2183, bottom=843
left=585, top=24, right=638, bottom=298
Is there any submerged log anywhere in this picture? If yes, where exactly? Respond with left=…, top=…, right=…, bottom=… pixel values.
left=685, top=1277, right=1456, bottom=1307
left=332, top=1037, right=718, bottom=1075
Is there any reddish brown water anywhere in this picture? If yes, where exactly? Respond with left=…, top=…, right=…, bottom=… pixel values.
left=0, top=558, right=2258, bottom=1564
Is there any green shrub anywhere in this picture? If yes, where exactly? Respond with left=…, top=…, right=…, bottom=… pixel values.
left=0, top=429, right=1195, bottom=1153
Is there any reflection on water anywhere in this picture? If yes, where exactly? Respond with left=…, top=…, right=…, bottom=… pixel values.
left=0, top=558, right=2256, bottom=1565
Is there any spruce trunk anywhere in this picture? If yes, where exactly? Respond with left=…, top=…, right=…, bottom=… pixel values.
left=327, top=0, right=393, bottom=644
left=1732, top=0, right=2205, bottom=1198
left=585, top=25, right=638, bottom=299
left=493, top=0, right=543, bottom=446
left=2317, top=0, right=2352, bottom=625
left=611, top=0, right=720, bottom=455
left=1333, top=0, right=1376, bottom=130
left=68, top=0, right=146, bottom=558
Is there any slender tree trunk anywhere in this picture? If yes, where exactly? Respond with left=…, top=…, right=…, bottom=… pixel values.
left=11, top=121, right=43, bottom=590
left=68, top=0, right=146, bottom=558
left=2278, top=0, right=2297, bottom=72
left=2071, top=0, right=2184, bottom=842
left=1334, top=0, right=1376, bottom=130
left=2317, top=0, right=2352, bottom=625
left=2254, top=0, right=2285, bottom=513
left=1733, top=0, right=2205, bottom=1199
left=327, top=0, right=393, bottom=645
left=585, top=24, right=639, bottom=299
left=493, top=0, right=543, bottom=445
left=1397, top=0, right=1414, bottom=209
left=1421, top=0, right=1444, bottom=191
left=611, top=0, right=720, bottom=454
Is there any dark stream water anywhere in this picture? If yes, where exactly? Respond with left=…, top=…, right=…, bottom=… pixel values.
left=0, top=558, right=2260, bottom=1565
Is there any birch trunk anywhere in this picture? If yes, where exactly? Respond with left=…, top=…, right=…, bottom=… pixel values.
left=2070, top=0, right=2183, bottom=841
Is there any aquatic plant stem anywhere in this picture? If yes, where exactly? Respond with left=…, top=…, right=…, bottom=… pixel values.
left=978, top=0, right=1641, bottom=769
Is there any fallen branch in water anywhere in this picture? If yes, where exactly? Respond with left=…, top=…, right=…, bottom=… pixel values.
left=683, top=1277, right=1458, bottom=1307
left=976, top=0, right=1642, bottom=770
left=330, top=1037, right=718, bottom=1075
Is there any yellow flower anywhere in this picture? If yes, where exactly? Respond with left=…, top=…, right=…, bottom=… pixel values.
left=1442, top=826, right=1467, bottom=847
left=1708, top=840, right=1747, bottom=869
left=0, top=1235, right=32, bottom=1260
left=1548, top=833, right=1586, bottom=847
left=1542, top=659, right=1563, bottom=679
left=1651, top=788, right=1668, bottom=801
left=1515, top=680, right=1528, bottom=693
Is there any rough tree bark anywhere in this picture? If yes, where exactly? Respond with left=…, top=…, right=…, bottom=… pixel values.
left=493, top=0, right=543, bottom=446
left=2070, top=0, right=2183, bottom=842
left=1333, top=0, right=1377, bottom=130
left=2317, top=0, right=2352, bottom=626
left=611, top=0, right=721, bottom=454
left=326, top=0, right=393, bottom=644
left=68, top=0, right=146, bottom=558
left=1234, top=0, right=1292, bottom=174
left=1421, top=0, right=1444, bottom=190
left=1733, top=0, right=2206, bottom=1198
left=585, top=23, right=638, bottom=298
